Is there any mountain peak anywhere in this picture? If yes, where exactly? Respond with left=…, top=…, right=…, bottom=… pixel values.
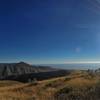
left=16, top=62, right=31, bottom=66
left=18, top=62, right=28, bottom=64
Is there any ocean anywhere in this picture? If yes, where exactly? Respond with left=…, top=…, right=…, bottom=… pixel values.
left=40, top=63, right=100, bottom=70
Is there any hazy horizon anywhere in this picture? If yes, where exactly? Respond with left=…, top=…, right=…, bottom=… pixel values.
left=40, top=63, right=100, bottom=70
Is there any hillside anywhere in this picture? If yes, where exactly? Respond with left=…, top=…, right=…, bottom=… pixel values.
left=0, top=62, right=70, bottom=82
left=0, top=70, right=100, bottom=100
left=0, top=62, right=56, bottom=78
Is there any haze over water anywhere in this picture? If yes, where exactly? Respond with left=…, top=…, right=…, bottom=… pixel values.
left=40, top=63, right=100, bottom=70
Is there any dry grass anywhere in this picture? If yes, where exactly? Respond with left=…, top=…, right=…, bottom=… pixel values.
left=0, top=71, right=99, bottom=100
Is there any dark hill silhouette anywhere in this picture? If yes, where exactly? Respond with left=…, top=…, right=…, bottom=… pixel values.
left=0, top=62, right=70, bottom=82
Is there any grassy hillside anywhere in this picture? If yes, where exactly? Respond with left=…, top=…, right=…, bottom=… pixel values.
left=0, top=71, right=100, bottom=100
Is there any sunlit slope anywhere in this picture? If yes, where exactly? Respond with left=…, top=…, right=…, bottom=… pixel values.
left=0, top=71, right=100, bottom=100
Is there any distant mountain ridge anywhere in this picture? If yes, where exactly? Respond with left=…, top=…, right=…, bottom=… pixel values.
left=0, top=62, right=70, bottom=82
left=0, top=62, right=58, bottom=79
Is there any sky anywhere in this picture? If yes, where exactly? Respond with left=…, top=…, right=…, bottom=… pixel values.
left=0, top=0, right=100, bottom=64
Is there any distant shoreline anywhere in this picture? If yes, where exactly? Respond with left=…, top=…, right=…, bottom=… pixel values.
left=39, top=63, right=100, bottom=70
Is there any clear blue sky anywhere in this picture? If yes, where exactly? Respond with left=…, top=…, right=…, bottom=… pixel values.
left=0, top=0, right=100, bottom=64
